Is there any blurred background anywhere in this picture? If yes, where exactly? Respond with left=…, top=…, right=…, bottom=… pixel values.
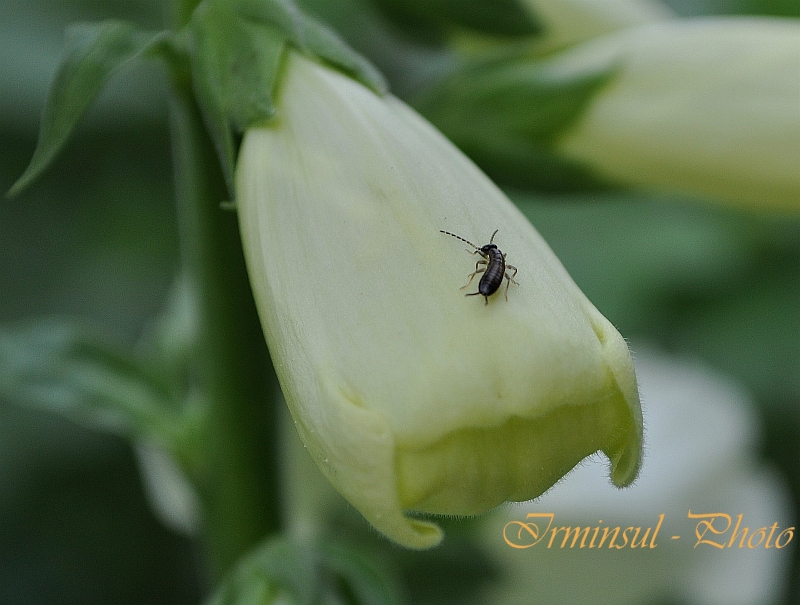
left=0, top=0, right=797, bottom=603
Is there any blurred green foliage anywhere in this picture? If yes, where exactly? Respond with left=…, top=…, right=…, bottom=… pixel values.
left=1, top=0, right=797, bottom=604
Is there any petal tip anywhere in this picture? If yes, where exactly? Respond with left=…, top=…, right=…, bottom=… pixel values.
left=400, top=517, right=444, bottom=550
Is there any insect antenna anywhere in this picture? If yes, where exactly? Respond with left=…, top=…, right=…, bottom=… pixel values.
left=440, top=230, right=479, bottom=250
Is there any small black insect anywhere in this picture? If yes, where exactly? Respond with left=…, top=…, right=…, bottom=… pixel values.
left=440, top=229, right=519, bottom=305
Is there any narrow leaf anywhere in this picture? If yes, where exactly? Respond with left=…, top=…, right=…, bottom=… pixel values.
left=203, top=536, right=403, bottom=605
left=0, top=319, right=176, bottom=438
left=297, top=16, right=387, bottom=95
left=203, top=538, right=315, bottom=605
left=189, top=0, right=288, bottom=193
left=414, top=56, right=614, bottom=190
left=319, top=541, right=404, bottom=605
left=186, top=0, right=387, bottom=192
left=238, top=0, right=387, bottom=94
left=8, top=21, right=167, bottom=197
left=417, top=59, right=612, bottom=142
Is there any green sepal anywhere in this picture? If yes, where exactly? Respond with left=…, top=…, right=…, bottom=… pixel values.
left=414, top=56, right=614, bottom=191
left=238, top=0, right=386, bottom=95
left=188, top=0, right=287, bottom=193
left=203, top=538, right=313, bottom=605
left=204, top=536, right=403, bottom=605
left=0, top=319, right=180, bottom=441
left=7, top=21, right=171, bottom=198
left=317, top=541, right=404, bottom=605
left=188, top=0, right=386, bottom=195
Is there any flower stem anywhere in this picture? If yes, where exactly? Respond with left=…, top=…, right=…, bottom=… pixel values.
left=167, top=0, right=281, bottom=581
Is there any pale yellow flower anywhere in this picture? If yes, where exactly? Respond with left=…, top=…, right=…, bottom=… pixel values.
left=235, top=52, right=642, bottom=549
left=520, top=0, right=673, bottom=47
left=480, top=347, right=793, bottom=605
left=549, top=17, right=800, bottom=210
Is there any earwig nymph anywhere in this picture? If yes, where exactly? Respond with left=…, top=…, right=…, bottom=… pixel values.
left=440, top=230, right=519, bottom=305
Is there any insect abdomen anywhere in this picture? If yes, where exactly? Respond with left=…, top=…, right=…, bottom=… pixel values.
left=479, top=247, right=505, bottom=296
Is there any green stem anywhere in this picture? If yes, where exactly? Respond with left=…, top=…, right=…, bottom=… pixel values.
left=167, top=1, right=281, bottom=581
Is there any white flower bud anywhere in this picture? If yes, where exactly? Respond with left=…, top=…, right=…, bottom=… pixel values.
left=520, top=0, right=673, bottom=46
left=550, top=17, right=800, bottom=210
left=236, top=52, right=643, bottom=549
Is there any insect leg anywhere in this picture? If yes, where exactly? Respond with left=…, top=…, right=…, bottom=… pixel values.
left=503, top=265, right=519, bottom=301
left=460, top=262, right=487, bottom=290
left=464, top=290, right=488, bottom=305
left=464, top=258, right=488, bottom=298
left=506, top=264, right=519, bottom=285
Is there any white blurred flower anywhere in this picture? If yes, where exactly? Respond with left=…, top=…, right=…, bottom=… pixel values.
left=547, top=17, right=800, bottom=210
left=135, top=440, right=201, bottom=535
left=480, top=346, right=794, bottom=605
left=235, top=52, right=643, bottom=549
left=520, top=0, right=673, bottom=47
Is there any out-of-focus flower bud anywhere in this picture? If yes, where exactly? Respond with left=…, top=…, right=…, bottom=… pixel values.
left=520, top=0, right=672, bottom=47
left=552, top=17, right=800, bottom=210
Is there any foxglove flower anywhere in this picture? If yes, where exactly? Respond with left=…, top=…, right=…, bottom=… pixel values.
left=235, top=52, right=642, bottom=549
left=481, top=347, right=793, bottom=605
left=520, top=0, right=673, bottom=46
left=550, top=17, right=800, bottom=210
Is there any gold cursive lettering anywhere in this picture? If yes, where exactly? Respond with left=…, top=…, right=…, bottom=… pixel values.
left=503, top=513, right=555, bottom=549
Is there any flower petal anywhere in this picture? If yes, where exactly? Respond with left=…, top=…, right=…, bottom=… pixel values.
left=236, top=52, right=642, bottom=548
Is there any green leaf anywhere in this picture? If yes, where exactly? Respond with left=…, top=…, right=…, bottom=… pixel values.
left=204, top=538, right=315, bottom=605
left=0, top=319, right=177, bottom=439
left=451, top=132, right=606, bottom=192
left=238, top=0, right=387, bottom=94
left=319, top=541, right=404, bottom=605
left=189, top=0, right=289, bottom=194
left=188, top=0, right=387, bottom=194
left=203, top=537, right=404, bottom=605
left=7, top=21, right=170, bottom=197
left=414, top=55, right=614, bottom=191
